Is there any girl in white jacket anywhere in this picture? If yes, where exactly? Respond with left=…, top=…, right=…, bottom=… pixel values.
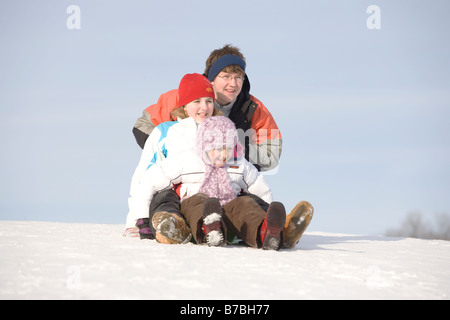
left=130, top=117, right=287, bottom=250
left=125, top=74, right=222, bottom=235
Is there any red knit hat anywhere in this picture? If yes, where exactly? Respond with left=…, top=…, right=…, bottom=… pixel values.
left=177, top=73, right=215, bottom=108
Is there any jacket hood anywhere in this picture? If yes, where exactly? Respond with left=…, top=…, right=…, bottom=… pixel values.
left=197, top=117, right=237, bottom=153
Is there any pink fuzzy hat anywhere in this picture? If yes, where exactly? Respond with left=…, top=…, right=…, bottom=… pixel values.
left=197, top=116, right=238, bottom=161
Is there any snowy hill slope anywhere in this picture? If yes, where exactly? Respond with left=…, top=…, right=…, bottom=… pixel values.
left=0, top=221, right=449, bottom=300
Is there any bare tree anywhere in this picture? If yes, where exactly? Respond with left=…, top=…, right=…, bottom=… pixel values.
left=385, top=212, right=450, bottom=241
left=433, top=213, right=450, bottom=240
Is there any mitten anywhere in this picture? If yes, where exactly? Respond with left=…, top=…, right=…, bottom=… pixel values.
left=136, top=218, right=155, bottom=240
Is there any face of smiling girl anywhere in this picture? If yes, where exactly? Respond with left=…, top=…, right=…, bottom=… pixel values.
left=184, top=97, right=215, bottom=123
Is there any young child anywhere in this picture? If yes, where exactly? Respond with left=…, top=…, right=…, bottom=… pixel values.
left=125, top=73, right=221, bottom=238
left=130, top=116, right=313, bottom=250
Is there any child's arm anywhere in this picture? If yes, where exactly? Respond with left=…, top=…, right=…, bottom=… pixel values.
left=128, top=155, right=184, bottom=223
left=129, top=123, right=173, bottom=196
left=242, top=160, right=273, bottom=204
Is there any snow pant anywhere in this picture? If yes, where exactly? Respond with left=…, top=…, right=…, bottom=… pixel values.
left=148, top=189, right=184, bottom=234
left=181, top=193, right=267, bottom=248
left=240, top=192, right=269, bottom=212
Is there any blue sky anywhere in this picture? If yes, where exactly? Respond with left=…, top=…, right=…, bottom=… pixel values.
left=1, top=0, right=449, bottom=235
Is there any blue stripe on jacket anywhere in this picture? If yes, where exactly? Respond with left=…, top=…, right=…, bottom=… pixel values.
left=146, top=121, right=178, bottom=170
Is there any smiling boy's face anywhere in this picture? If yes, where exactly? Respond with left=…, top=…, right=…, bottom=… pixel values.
left=206, top=147, right=234, bottom=167
left=211, top=71, right=244, bottom=106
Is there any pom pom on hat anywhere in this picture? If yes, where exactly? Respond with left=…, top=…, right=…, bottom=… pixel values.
left=177, top=73, right=215, bottom=108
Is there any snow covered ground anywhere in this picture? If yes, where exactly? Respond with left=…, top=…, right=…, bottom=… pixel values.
left=0, top=220, right=449, bottom=300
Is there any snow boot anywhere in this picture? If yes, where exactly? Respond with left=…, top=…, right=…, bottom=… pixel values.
left=260, top=201, right=286, bottom=250
left=283, top=201, right=314, bottom=249
left=152, top=211, right=192, bottom=244
left=202, top=198, right=226, bottom=247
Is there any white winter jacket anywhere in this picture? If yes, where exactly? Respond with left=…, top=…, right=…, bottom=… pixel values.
left=127, top=151, right=273, bottom=224
left=126, top=118, right=198, bottom=227
left=129, top=117, right=198, bottom=196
